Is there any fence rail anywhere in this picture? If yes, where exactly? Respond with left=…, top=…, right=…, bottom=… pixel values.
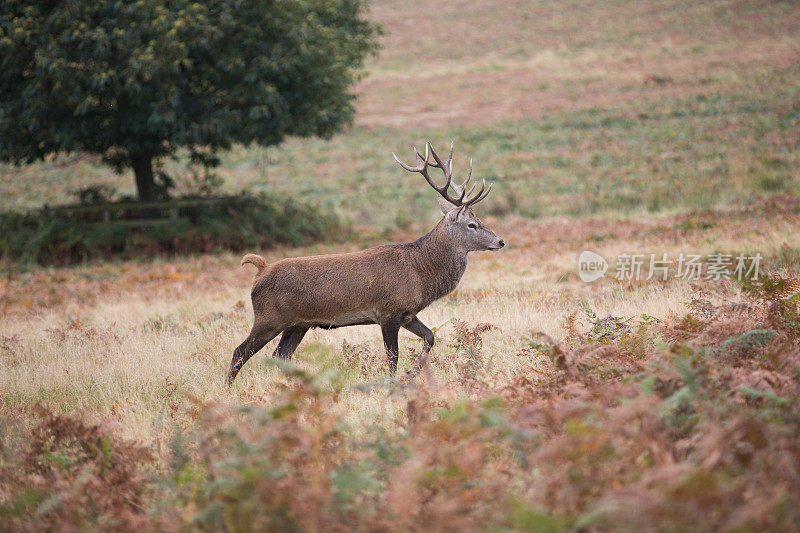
left=35, top=196, right=246, bottom=227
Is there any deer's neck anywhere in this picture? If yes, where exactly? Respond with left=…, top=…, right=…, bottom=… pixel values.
left=410, top=221, right=468, bottom=303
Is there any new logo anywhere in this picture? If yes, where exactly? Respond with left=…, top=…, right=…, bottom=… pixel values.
left=578, top=250, right=608, bottom=283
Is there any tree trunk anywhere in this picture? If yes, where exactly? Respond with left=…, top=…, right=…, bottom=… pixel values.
left=131, top=153, right=158, bottom=202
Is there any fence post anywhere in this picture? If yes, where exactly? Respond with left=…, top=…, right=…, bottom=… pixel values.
left=39, top=205, right=51, bottom=228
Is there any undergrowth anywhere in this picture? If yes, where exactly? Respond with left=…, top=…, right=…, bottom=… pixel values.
left=2, top=275, right=800, bottom=531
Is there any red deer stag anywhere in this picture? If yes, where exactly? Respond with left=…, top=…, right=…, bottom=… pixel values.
left=226, top=142, right=504, bottom=385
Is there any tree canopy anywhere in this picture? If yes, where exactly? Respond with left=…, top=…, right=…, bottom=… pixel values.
left=0, top=0, right=378, bottom=201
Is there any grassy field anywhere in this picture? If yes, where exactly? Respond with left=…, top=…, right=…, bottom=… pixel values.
left=2, top=0, right=800, bottom=530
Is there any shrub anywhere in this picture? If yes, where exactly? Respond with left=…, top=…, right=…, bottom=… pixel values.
left=0, top=192, right=343, bottom=265
left=0, top=407, right=153, bottom=531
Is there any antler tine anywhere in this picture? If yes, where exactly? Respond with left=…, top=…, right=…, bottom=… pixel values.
left=454, top=158, right=474, bottom=203
left=393, top=153, right=417, bottom=172
left=428, top=140, right=454, bottom=173
left=447, top=141, right=454, bottom=174
left=463, top=179, right=485, bottom=206
left=393, top=142, right=428, bottom=171
left=475, top=182, right=493, bottom=204
left=462, top=180, right=477, bottom=201
left=463, top=179, right=492, bottom=207
left=427, top=142, right=453, bottom=186
left=413, top=142, right=429, bottom=166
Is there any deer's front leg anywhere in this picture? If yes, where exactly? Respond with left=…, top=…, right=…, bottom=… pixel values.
left=403, top=316, right=434, bottom=377
left=380, top=315, right=405, bottom=374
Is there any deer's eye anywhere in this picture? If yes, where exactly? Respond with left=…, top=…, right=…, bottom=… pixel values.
left=467, top=223, right=477, bottom=230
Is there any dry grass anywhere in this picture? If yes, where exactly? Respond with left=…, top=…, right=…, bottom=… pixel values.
left=360, top=0, right=800, bottom=128
left=3, top=201, right=799, bottom=441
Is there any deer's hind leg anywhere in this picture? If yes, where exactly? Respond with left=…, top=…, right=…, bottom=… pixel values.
left=271, top=325, right=309, bottom=360
left=226, top=321, right=283, bottom=386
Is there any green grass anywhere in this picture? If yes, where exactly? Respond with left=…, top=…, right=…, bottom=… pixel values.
left=3, top=85, right=798, bottom=230
left=234, top=90, right=800, bottom=225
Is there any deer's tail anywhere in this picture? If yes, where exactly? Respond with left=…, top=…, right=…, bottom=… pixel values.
left=240, top=253, right=268, bottom=275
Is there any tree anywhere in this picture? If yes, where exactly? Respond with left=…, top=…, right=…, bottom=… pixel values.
left=0, top=0, right=378, bottom=202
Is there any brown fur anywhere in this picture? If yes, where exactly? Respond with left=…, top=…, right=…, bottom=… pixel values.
left=240, top=253, right=268, bottom=274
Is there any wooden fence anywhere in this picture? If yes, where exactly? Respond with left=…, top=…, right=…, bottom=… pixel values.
left=36, top=196, right=244, bottom=228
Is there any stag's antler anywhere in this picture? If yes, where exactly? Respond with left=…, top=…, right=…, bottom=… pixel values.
left=393, top=141, right=492, bottom=208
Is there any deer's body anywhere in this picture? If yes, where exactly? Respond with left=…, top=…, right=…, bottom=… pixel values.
left=251, top=224, right=466, bottom=326
left=226, top=143, right=504, bottom=385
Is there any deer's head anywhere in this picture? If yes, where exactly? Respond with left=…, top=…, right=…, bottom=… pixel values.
left=394, top=142, right=505, bottom=252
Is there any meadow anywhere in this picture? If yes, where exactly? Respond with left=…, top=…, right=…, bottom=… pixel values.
left=2, top=0, right=800, bottom=530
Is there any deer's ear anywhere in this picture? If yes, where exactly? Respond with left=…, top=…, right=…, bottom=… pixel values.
left=437, top=197, right=455, bottom=216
